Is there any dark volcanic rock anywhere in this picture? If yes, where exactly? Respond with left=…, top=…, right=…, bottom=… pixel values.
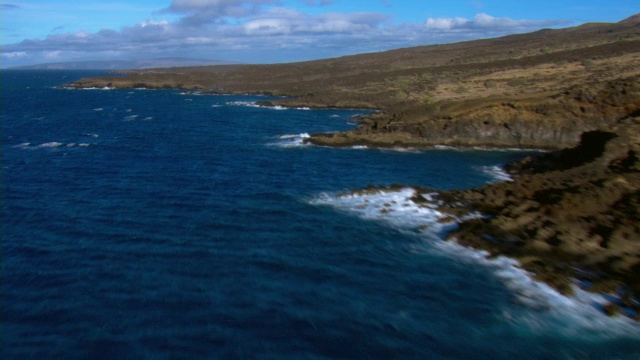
left=309, top=76, right=640, bottom=150
left=440, top=116, right=640, bottom=317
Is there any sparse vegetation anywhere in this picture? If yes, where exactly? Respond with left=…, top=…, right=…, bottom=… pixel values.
left=68, top=14, right=640, bottom=319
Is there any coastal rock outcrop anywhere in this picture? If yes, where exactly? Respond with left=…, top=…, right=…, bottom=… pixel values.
left=437, top=117, right=640, bottom=317
left=307, top=76, right=640, bottom=150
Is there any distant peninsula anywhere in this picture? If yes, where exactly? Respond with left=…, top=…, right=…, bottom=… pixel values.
left=10, top=57, right=241, bottom=70
left=67, top=14, right=640, bottom=318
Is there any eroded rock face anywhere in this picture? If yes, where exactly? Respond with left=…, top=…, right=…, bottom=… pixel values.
left=441, top=117, right=640, bottom=316
left=308, top=76, right=640, bottom=150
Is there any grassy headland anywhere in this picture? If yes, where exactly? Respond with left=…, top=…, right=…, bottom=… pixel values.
left=70, top=15, right=640, bottom=149
left=69, top=15, right=640, bottom=318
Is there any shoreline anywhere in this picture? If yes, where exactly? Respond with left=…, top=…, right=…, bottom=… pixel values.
left=305, top=118, right=640, bottom=321
left=304, top=131, right=558, bottom=152
left=63, top=71, right=640, bottom=320
left=63, top=81, right=640, bottom=321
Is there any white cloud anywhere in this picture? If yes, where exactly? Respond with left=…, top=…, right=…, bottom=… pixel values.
left=425, top=17, right=468, bottom=30
left=164, top=0, right=279, bottom=25
left=244, top=18, right=291, bottom=35
left=140, top=20, right=170, bottom=28
left=303, top=0, right=333, bottom=6
left=425, top=13, right=562, bottom=32
left=1, top=51, right=27, bottom=58
left=1, top=2, right=571, bottom=68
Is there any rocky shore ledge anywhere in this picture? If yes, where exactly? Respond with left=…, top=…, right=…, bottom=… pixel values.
left=305, top=76, right=640, bottom=150
left=346, top=116, right=640, bottom=319
left=63, top=16, right=640, bottom=318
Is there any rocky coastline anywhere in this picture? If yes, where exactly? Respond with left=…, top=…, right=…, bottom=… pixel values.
left=64, top=15, right=640, bottom=319
left=305, top=76, right=640, bottom=150
left=439, top=117, right=640, bottom=318
left=330, top=115, right=640, bottom=320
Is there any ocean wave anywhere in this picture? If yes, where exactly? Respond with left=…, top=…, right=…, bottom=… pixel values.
left=226, top=101, right=287, bottom=110
left=14, top=141, right=93, bottom=150
left=268, top=133, right=311, bottom=148
left=309, top=186, right=640, bottom=337
left=79, top=86, right=115, bottom=90
left=432, top=240, right=640, bottom=338
left=310, top=187, right=467, bottom=240
left=123, top=115, right=139, bottom=121
left=478, top=165, right=513, bottom=183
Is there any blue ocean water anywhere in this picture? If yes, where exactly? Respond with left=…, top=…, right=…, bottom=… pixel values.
left=2, top=70, right=639, bottom=359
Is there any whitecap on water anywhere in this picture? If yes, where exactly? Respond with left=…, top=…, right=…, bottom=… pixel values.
left=268, top=133, right=311, bottom=148
left=309, top=186, right=640, bottom=338
left=14, top=141, right=93, bottom=150
left=227, top=101, right=261, bottom=108
left=432, top=240, right=640, bottom=338
left=310, top=187, right=466, bottom=241
left=477, top=165, right=513, bottom=183
left=226, top=101, right=288, bottom=110
left=38, top=142, right=65, bottom=148
left=351, top=145, right=369, bottom=150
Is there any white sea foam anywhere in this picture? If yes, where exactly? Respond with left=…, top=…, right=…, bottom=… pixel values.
left=38, top=142, right=65, bottom=148
left=269, top=133, right=311, bottom=148
left=227, top=101, right=261, bottom=108
left=93, top=108, right=103, bottom=111
left=434, top=145, right=461, bottom=151
left=478, top=165, right=513, bottom=183
left=226, top=101, right=288, bottom=110
left=309, top=186, right=640, bottom=338
left=13, top=142, right=31, bottom=149
left=15, top=141, right=93, bottom=150
left=432, top=240, right=640, bottom=338
left=310, top=187, right=463, bottom=241
left=80, top=86, right=114, bottom=90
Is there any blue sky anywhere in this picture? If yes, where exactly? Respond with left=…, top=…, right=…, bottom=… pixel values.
left=1, top=0, right=638, bottom=67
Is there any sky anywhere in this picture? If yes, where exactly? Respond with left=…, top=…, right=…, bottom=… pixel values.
left=1, top=0, right=638, bottom=68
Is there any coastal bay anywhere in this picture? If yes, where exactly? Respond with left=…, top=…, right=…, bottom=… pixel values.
left=64, top=15, right=640, bottom=320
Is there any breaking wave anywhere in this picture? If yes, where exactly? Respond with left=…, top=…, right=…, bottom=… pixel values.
left=14, top=141, right=93, bottom=149
left=478, top=165, right=513, bottom=182
left=309, top=186, right=640, bottom=338
left=268, top=133, right=311, bottom=148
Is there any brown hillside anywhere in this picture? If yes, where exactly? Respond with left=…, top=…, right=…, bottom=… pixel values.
left=70, top=15, right=640, bottom=149
left=69, top=14, right=640, bottom=319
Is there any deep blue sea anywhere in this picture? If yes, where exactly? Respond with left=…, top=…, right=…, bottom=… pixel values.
left=2, top=70, right=640, bottom=359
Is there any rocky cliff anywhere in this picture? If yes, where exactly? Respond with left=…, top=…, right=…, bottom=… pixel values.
left=65, top=14, right=640, bottom=318
left=307, top=76, right=640, bottom=149
left=435, top=116, right=640, bottom=317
